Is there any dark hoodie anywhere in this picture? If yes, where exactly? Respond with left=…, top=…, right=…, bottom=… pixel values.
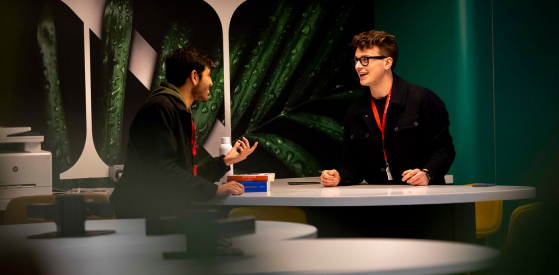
left=110, top=82, right=229, bottom=218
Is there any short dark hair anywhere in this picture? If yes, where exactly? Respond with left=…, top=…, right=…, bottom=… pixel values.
left=165, top=46, right=216, bottom=87
left=352, top=30, right=398, bottom=71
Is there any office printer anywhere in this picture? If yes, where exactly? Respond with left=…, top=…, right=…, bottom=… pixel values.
left=0, top=127, right=52, bottom=210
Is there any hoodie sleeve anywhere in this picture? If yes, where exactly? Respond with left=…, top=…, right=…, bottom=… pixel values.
left=128, top=101, right=218, bottom=202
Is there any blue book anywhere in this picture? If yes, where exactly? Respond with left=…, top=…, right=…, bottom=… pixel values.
left=223, top=181, right=268, bottom=192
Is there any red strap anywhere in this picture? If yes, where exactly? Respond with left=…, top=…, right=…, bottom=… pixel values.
left=191, top=120, right=196, bottom=156
left=370, top=84, right=393, bottom=162
left=191, top=119, right=197, bottom=176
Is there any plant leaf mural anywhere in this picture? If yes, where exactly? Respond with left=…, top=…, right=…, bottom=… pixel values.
left=230, top=0, right=295, bottom=129
left=37, top=0, right=72, bottom=189
left=284, top=3, right=354, bottom=112
left=99, top=0, right=133, bottom=165
left=244, top=133, right=322, bottom=177
left=246, top=0, right=325, bottom=132
left=282, top=113, right=343, bottom=144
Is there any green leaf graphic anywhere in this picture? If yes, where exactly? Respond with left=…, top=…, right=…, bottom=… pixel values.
left=220, top=34, right=251, bottom=125
left=230, top=0, right=295, bottom=129
left=282, top=112, right=343, bottom=143
left=100, top=0, right=133, bottom=165
left=317, top=87, right=364, bottom=101
left=37, top=0, right=72, bottom=189
left=284, top=3, right=354, bottom=111
left=244, top=133, right=323, bottom=177
left=247, top=0, right=325, bottom=131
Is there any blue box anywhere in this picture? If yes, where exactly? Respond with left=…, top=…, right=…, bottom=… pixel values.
left=238, top=181, right=269, bottom=192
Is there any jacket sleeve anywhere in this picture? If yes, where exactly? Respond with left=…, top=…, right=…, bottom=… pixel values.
left=197, top=155, right=230, bottom=183
left=131, top=102, right=218, bottom=202
left=421, top=89, right=456, bottom=182
left=337, top=111, right=364, bottom=186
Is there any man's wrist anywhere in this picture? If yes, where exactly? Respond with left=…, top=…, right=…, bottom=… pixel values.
left=422, top=169, right=433, bottom=182
left=223, top=156, right=233, bottom=166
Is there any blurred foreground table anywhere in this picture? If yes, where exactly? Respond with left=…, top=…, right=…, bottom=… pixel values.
left=0, top=219, right=499, bottom=275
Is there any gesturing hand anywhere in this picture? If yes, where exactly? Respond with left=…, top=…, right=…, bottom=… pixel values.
left=402, top=169, right=429, bottom=186
left=223, top=137, right=258, bottom=166
left=215, top=181, right=245, bottom=199
left=321, top=169, right=341, bottom=187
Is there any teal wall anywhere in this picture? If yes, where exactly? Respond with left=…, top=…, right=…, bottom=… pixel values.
left=374, top=0, right=495, bottom=186
left=375, top=0, right=559, bottom=248
left=493, top=0, right=559, bottom=247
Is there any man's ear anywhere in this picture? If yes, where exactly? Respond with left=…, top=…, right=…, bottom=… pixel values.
left=189, top=70, right=199, bottom=86
left=385, top=57, right=393, bottom=71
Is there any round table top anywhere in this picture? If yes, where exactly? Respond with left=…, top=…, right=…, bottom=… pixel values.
left=0, top=218, right=317, bottom=242
left=194, top=239, right=499, bottom=275
left=0, top=219, right=316, bottom=274
left=207, top=177, right=536, bottom=206
left=0, top=219, right=498, bottom=275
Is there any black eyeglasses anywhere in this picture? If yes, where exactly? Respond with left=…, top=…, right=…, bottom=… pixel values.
left=351, top=56, right=388, bottom=66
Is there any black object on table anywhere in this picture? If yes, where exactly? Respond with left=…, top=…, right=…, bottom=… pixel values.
left=26, top=194, right=115, bottom=238
left=146, top=210, right=255, bottom=259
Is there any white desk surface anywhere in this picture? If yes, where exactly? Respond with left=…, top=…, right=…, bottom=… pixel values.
left=208, top=177, right=536, bottom=206
left=0, top=219, right=498, bottom=275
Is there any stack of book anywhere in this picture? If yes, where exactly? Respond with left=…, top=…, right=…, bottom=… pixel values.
left=226, top=173, right=274, bottom=192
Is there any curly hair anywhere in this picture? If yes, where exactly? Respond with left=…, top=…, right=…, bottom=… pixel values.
left=165, top=46, right=216, bottom=87
left=352, top=30, right=398, bottom=71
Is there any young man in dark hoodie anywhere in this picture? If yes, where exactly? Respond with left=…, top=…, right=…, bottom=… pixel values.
left=111, top=46, right=257, bottom=218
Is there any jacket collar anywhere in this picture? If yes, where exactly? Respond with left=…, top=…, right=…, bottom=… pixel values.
left=355, top=72, right=408, bottom=113
left=389, top=72, right=408, bottom=109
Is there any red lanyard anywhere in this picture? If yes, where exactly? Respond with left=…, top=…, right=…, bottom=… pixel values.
left=370, top=84, right=392, bottom=163
left=191, top=119, right=197, bottom=176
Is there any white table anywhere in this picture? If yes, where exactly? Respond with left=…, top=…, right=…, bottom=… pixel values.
left=203, top=178, right=536, bottom=242
left=211, top=178, right=535, bottom=206
left=0, top=219, right=499, bottom=274
left=193, top=239, right=499, bottom=275
left=0, top=219, right=316, bottom=274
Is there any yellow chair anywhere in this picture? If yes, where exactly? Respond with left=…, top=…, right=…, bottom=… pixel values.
left=228, top=206, right=307, bottom=224
left=466, top=184, right=503, bottom=243
left=501, top=202, right=542, bottom=254
left=4, top=194, right=115, bottom=225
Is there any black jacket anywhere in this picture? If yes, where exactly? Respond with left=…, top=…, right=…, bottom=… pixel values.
left=111, top=85, right=229, bottom=218
left=338, top=73, right=455, bottom=185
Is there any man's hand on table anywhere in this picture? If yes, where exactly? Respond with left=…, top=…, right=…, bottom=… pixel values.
left=224, top=137, right=258, bottom=166
left=402, top=169, right=429, bottom=186
left=321, top=169, right=341, bottom=187
left=215, top=181, right=245, bottom=198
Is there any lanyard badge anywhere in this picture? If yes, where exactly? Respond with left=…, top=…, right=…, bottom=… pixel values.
left=370, top=84, right=393, bottom=180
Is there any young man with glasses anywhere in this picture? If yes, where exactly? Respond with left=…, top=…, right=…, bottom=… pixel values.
left=321, top=30, right=455, bottom=187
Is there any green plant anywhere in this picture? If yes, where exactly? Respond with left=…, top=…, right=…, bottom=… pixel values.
left=230, top=0, right=295, bottom=129
left=99, top=0, right=133, bottom=166
left=37, top=0, right=72, bottom=189
left=232, top=1, right=357, bottom=177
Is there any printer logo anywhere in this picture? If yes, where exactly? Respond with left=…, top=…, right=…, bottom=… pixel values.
left=13, top=166, right=18, bottom=172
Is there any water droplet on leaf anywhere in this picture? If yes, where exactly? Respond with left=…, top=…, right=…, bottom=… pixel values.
left=302, top=25, right=311, bottom=35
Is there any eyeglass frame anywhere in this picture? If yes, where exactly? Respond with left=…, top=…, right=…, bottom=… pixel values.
left=351, top=56, right=388, bottom=66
